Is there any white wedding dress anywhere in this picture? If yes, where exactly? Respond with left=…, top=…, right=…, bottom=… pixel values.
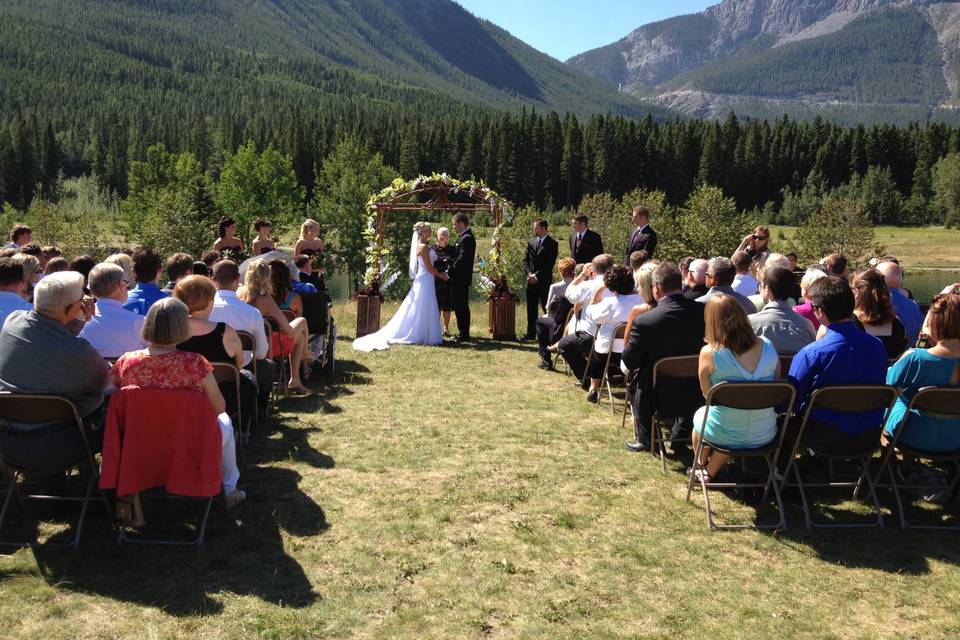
left=353, top=248, right=443, bottom=352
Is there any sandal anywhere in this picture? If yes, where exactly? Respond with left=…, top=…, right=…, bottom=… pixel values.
left=687, top=467, right=712, bottom=483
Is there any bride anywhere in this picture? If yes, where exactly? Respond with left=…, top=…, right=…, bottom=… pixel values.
left=353, top=221, right=447, bottom=352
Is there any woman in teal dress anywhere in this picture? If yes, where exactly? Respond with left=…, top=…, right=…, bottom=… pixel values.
left=885, top=293, right=960, bottom=452
left=692, top=295, right=781, bottom=480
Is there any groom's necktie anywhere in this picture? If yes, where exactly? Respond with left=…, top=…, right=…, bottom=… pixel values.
left=575, top=233, right=582, bottom=251
left=536, top=237, right=543, bottom=252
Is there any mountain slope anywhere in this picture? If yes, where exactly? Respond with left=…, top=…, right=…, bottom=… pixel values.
left=568, top=0, right=960, bottom=123
left=0, top=0, right=664, bottom=121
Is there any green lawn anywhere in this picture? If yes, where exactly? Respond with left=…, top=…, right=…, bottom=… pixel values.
left=770, top=225, right=960, bottom=269
left=1, top=301, right=959, bottom=638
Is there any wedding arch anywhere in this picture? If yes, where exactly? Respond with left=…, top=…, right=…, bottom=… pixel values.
left=356, top=173, right=516, bottom=339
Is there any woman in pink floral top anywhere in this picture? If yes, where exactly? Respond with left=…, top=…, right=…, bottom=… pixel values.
left=113, top=298, right=245, bottom=507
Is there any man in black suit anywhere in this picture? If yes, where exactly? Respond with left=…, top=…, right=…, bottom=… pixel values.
left=683, top=258, right=709, bottom=300
left=570, top=214, right=603, bottom=265
left=621, top=262, right=705, bottom=452
left=449, top=213, right=476, bottom=342
left=624, top=205, right=657, bottom=265
left=521, top=218, right=558, bottom=340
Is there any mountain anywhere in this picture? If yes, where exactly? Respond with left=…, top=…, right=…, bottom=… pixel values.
left=0, top=0, right=663, bottom=121
left=568, top=0, right=960, bottom=123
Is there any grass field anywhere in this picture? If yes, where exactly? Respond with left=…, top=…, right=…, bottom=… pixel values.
left=1, top=302, right=959, bottom=638
left=770, top=225, right=960, bottom=269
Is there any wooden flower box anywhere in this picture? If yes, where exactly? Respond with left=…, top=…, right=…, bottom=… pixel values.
left=356, top=294, right=381, bottom=337
left=488, top=297, right=516, bottom=340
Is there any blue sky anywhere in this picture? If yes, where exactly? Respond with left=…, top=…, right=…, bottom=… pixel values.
left=455, top=0, right=717, bottom=61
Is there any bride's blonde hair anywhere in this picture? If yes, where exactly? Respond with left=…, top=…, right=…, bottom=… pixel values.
left=413, top=221, right=432, bottom=237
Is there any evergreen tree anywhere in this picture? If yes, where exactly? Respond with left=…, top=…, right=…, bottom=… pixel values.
left=560, top=113, right=582, bottom=208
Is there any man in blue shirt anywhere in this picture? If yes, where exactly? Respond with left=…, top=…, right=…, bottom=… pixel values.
left=123, top=246, right=169, bottom=316
left=782, top=276, right=888, bottom=463
left=877, top=261, right=922, bottom=346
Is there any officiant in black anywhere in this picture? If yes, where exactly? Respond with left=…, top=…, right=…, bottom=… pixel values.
left=570, top=214, right=603, bottom=265
left=434, top=226, right=457, bottom=337
left=521, top=218, right=558, bottom=340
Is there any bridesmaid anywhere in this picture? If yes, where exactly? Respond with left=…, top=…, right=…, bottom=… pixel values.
left=213, top=216, right=246, bottom=258
left=294, top=219, right=324, bottom=259
left=252, top=219, right=275, bottom=255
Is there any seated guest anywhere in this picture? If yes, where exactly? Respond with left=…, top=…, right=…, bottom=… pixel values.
left=554, top=254, right=615, bottom=382
left=201, top=250, right=223, bottom=270
left=683, top=258, right=708, bottom=300
left=105, top=252, right=134, bottom=285
left=622, top=263, right=706, bottom=452
left=44, top=256, right=70, bottom=276
left=12, top=253, right=42, bottom=301
left=747, top=253, right=794, bottom=311
left=240, top=259, right=310, bottom=394
left=679, top=257, right=694, bottom=285
left=69, top=255, right=96, bottom=288
left=823, top=253, right=848, bottom=278
left=696, top=256, right=757, bottom=314
left=582, top=265, right=643, bottom=402
left=80, top=263, right=146, bottom=358
left=793, top=267, right=829, bottom=332
left=850, top=269, right=907, bottom=360
left=629, top=250, right=649, bottom=278
left=749, top=266, right=815, bottom=355
left=173, top=275, right=257, bottom=425
left=0, top=257, right=31, bottom=327
left=0, top=272, right=110, bottom=470
left=786, top=252, right=800, bottom=273
left=124, top=246, right=169, bottom=315
left=782, top=277, right=888, bottom=463
left=295, top=255, right=324, bottom=291
left=5, top=224, right=32, bottom=249
left=731, top=251, right=759, bottom=296
left=624, top=267, right=658, bottom=331
left=208, top=260, right=275, bottom=412
left=269, top=259, right=303, bottom=315
left=18, top=243, right=45, bottom=269
left=885, top=293, right=960, bottom=452
left=161, top=252, right=195, bottom=293
left=111, top=298, right=245, bottom=506
left=536, top=257, right=576, bottom=370
left=192, top=261, right=210, bottom=276
left=876, top=260, right=923, bottom=347
left=692, top=296, right=780, bottom=481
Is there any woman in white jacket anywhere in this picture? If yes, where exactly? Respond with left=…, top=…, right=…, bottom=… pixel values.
left=583, top=265, right=643, bottom=403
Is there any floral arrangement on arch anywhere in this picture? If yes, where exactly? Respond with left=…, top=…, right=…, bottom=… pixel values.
left=477, top=224, right=515, bottom=301
left=358, top=216, right=398, bottom=297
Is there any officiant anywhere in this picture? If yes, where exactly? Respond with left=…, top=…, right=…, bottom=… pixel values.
left=521, top=218, right=558, bottom=341
left=434, top=226, right=457, bottom=337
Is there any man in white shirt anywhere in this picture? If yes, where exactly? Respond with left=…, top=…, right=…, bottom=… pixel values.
left=731, top=251, right=759, bottom=296
left=0, top=257, right=32, bottom=328
left=80, top=263, right=146, bottom=358
left=553, top=254, right=615, bottom=383
left=207, top=260, right=274, bottom=409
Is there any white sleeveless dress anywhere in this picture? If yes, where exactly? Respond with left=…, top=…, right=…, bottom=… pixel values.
left=352, top=249, right=443, bottom=351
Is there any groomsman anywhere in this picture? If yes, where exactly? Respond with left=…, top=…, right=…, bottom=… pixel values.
left=521, top=219, right=558, bottom=341
left=624, top=205, right=657, bottom=265
left=569, top=215, right=603, bottom=265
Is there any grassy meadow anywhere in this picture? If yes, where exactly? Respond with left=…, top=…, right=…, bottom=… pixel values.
left=0, top=301, right=959, bottom=639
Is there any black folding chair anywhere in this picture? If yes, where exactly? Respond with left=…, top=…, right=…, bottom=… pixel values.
left=777, top=355, right=793, bottom=380
left=554, top=307, right=577, bottom=375
left=212, top=362, right=245, bottom=459
left=782, top=385, right=899, bottom=529
left=639, top=355, right=702, bottom=473
left=236, top=330, right=262, bottom=428
left=877, top=386, right=960, bottom=530
left=685, top=382, right=796, bottom=531
left=264, top=319, right=288, bottom=404
left=598, top=323, right=628, bottom=415
left=0, top=393, right=110, bottom=548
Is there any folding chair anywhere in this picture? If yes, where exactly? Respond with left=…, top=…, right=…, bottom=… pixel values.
left=598, top=323, right=628, bottom=415
left=0, top=393, right=110, bottom=548
left=642, top=355, right=702, bottom=473
left=777, top=355, right=793, bottom=380
left=557, top=306, right=580, bottom=377
left=212, top=362, right=245, bottom=458
left=264, top=318, right=289, bottom=403
left=685, top=382, right=796, bottom=531
left=878, top=386, right=960, bottom=530
left=782, top=385, right=899, bottom=529
left=236, top=330, right=261, bottom=428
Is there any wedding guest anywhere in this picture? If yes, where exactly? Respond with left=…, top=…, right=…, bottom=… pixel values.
left=213, top=216, right=245, bottom=257
left=18, top=243, right=45, bottom=270
left=11, top=253, right=42, bottom=301
left=554, top=254, right=615, bottom=381
left=80, top=263, right=146, bottom=358
left=876, top=260, right=923, bottom=346
left=105, top=252, right=134, bottom=285
left=111, top=297, right=244, bottom=506
left=683, top=258, right=709, bottom=300
left=0, top=257, right=31, bottom=327
left=522, top=219, right=558, bottom=341
left=786, top=252, right=800, bottom=273
left=582, top=265, right=643, bottom=402
left=749, top=266, right=815, bottom=355
left=201, top=250, right=222, bottom=269
left=295, top=255, right=324, bottom=291
left=680, top=257, right=694, bottom=284
left=240, top=259, right=310, bottom=393
left=208, top=260, right=274, bottom=412
left=735, top=225, right=771, bottom=271
left=793, top=267, right=829, bottom=332
left=162, top=252, right=195, bottom=293
left=570, top=214, right=603, bottom=265
left=5, top=224, right=32, bottom=249
left=123, top=246, right=169, bottom=315
left=731, top=251, right=759, bottom=296
left=885, top=293, right=960, bottom=452
left=696, top=257, right=757, bottom=314
left=747, top=253, right=794, bottom=312
left=536, top=258, right=576, bottom=370
left=823, top=253, right=848, bottom=278
left=252, top=219, right=275, bottom=255
left=624, top=205, right=657, bottom=264
left=294, top=218, right=324, bottom=262
left=629, top=251, right=650, bottom=279
left=434, top=227, right=457, bottom=336
left=622, top=263, right=706, bottom=452
left=624, top=267, right=658, bottom=331
left=44, top=256, right=70, bottom=276
left=269, top=259, right=303, bottom=316
left=851, top=269, right=907, bottom=360
left=192, top=261, right=210, bottom=276
left=691, top=296, right=780, bottom=481
left=69, top=255, right=96, bottom=288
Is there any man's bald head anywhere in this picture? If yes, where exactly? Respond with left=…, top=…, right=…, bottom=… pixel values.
left=876, top=261, right=903, bottom=289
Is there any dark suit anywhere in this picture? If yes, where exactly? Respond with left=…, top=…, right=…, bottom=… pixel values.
left=621, top=293, right=705, bottom=444
left=449, top=228, right=476, bottom=339
left=624, top=224, right=657, bottom=264
left=570, top=229, right=603, bottom=265
left=683, top=284, right=708, bottom=300
left=523, top=234, right=558, bottom=337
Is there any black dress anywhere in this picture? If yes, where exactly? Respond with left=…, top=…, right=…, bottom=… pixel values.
left=433, top=244, right=456, bottom=312
left=178, top=322, right=258, bottom=427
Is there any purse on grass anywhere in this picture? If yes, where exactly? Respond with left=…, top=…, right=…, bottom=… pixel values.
left=116, top=493, right=145, bottom=528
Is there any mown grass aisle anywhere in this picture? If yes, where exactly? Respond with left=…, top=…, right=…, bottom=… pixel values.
left=1, top=301, right=959, bottom=638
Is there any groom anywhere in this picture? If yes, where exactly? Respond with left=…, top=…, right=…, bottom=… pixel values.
left=448, top=213, right=476, bottom=342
